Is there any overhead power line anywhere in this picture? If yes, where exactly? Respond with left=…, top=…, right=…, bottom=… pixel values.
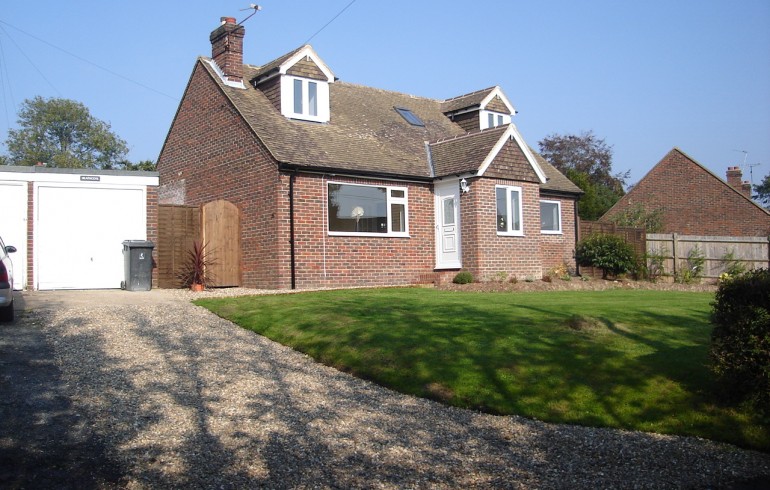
left=303, top=0, right=358, bottom=45
left=0, top=19, right=178, bottom=101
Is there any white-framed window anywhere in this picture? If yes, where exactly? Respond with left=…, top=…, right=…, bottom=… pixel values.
left=496, top=185, right=523, bottom=236
left=481, top=110, right=511, bottom=129
left=281, top=76, right=330, bottom=123
left=540, top=200, right=562, bottom=234
left=328, top=182, right=409, bottom=237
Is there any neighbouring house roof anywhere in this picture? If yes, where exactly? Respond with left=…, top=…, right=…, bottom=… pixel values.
left=196, top=48, right=580, bottom=195
left=600, top=147, right=769, bottom=235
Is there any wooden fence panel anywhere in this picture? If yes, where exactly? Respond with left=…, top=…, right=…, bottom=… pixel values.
left=157, top=205, right=200, bottom=289
left=647, top=234, right=770, bottom=279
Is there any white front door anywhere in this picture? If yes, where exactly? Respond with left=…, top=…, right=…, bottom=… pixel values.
left=0, top=181, right=28, bottom=289
left=435, top=180, right=462, bottom=269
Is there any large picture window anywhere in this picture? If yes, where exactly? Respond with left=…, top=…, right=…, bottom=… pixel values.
left=496, top=185, right=523, bottom=235
left=328, top=183, right=408, bottom=236
left=540, top=200, right=562, bottom=234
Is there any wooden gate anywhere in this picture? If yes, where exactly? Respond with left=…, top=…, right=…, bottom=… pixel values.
left=202, top=200, right=241, bottom=287
left=157, top=205, right=200, bottom=289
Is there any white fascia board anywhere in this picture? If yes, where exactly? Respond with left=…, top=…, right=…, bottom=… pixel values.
left=477, top=125, right=547, bottom=183
left=480, top=86, right=515, bottom=114
left=279, top=45, right=335, bottom=82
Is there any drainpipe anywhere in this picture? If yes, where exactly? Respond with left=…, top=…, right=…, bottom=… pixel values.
left=289, top=170, right=297, bottom=290
left=574, top=199, right=581, bottom=276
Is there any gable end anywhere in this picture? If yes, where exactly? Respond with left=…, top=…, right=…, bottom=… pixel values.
left=287, top=57, right=328, bottom=81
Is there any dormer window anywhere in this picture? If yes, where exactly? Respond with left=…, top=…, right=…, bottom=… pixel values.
left=282, top=75, right=330, bottom=122
left=294, top=79, right=318, bottom=117
left=481, top=110, right=511, bottom=129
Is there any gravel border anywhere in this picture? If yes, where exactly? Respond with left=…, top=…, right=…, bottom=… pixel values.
left=3, top=288, right=769, bottom=488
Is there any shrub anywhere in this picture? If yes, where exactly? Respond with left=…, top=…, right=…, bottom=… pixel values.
left=641, top=247, right=668, bottom=283
left=491, top=271, right=508, bottom=282
left=575, top=234, right=637, bottom=279
left=675, top=246, right=705, bottom=284
left=453, top=271, right=474, bottom=284
left=710, top=268, right=770, bottom=414
left=721, top=250, right=747, bottom=277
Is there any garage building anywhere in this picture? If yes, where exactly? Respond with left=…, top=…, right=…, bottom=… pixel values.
left=0, top=166, right=158, bottom=290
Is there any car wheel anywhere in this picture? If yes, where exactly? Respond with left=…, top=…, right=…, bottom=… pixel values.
left=0, top=299, right=13, bottom=322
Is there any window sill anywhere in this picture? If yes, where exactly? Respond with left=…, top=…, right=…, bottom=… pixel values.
left=541, top=230, right=563, bottom=235
left=328, top=232, right=410, bottom=238
left=496, top=231, right=525, bottom=237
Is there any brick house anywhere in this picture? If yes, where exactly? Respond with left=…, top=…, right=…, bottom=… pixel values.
left=601, top=148, right=770, bottom=236
left=157, top=17, right=582, bottom=290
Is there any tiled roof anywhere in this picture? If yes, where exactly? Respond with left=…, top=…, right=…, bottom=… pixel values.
left=441, top=86, right=497, bottom=113
left=250, top=45, right=307, bottom=81
left=429, top=126, right=509, bottom=177
left=201, top=54, right=580, bottom=195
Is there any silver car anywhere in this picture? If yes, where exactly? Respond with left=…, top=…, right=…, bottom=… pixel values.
left=0, top=235, right=17, bottom=322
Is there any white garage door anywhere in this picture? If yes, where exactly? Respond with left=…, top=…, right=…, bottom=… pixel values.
left=36, top=185, right=146, bottom=290
left=0, top=181, right=27, bottom=290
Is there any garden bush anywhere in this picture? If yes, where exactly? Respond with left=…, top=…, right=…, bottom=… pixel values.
left=453, top=271, right=474, bottom=284
left=575, top=234, right=637, bottom=279
left=710, top=268, right=770, bottom=413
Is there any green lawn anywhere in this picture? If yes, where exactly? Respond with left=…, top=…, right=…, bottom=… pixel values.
left=196, top=288, right=768, bottom=451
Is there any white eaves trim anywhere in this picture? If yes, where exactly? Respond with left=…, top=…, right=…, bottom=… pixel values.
left=476, top=124, right=547, bottom=184
left=279, top=45, right=335, bottom=83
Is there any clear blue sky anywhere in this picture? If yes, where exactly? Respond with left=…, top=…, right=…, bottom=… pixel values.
left=1, top=1, right=768, bottom=188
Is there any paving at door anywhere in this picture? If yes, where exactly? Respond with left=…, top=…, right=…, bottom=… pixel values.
left=1, top=288, right=769, bottom=489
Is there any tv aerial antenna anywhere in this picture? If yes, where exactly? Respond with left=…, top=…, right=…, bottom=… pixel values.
left=238, top=4, right=262, bottom=25
left=748, top=162, right=761, bottom=185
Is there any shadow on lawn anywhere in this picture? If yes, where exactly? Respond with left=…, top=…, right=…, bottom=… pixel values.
left=10, top=297, right=767, bottom=488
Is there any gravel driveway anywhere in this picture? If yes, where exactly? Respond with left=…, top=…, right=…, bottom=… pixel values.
left=1, top=288, right=769, bottom=489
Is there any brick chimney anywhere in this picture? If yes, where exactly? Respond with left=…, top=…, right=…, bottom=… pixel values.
left=726, top=166, right=752, bottom=198
left=210, top=17, right=244, bottom=83
left=726, top=166, right=742, bottom=188
left=741, top=181, right=753, bottom=198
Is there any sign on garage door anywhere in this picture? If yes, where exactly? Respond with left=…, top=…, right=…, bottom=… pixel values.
left=0, top=181, right=27, bottom=290
left=36, top=185, right=146, bottom=290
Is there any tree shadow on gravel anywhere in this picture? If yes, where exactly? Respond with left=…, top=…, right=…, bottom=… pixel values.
left=0, top=310, right=125, bottom=489
left=23, top=300, right=770, bottom=489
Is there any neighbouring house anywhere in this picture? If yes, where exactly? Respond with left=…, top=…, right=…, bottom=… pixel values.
left=157, top=16, right=582, bottom=290
left=601, top=148, right=770, bottom=236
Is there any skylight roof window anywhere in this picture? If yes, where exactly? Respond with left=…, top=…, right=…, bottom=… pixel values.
left=394, top=107, right=425, bottom=127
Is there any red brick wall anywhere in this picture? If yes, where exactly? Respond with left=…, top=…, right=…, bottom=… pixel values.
left=460, top=178, right=544, bottom=281
left=286, top=173, right=437, bottom=289
left=603, top=149, right=770, bottom=236
left=157, top=62, right=282, bottom=289
left=539, top=196, right=577, bottom=274
left=146, top=185, right=159, bottom=287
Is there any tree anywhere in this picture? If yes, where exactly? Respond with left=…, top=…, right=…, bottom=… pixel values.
left=607, top=203, right=664, bottom=232
left=116, top=159, right=157, bottom=171
left=4, top=96, right=128, bottom=169
left=754, top=172, right=770, bottom=209
left=538, top=131, right=628, bottom=220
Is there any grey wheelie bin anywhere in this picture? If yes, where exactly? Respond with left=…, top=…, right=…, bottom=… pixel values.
left=121, top=240, right=154, bottom=291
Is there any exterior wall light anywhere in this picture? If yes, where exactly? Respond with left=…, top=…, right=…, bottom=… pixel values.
left=460, top=178, right=470, bottom=194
